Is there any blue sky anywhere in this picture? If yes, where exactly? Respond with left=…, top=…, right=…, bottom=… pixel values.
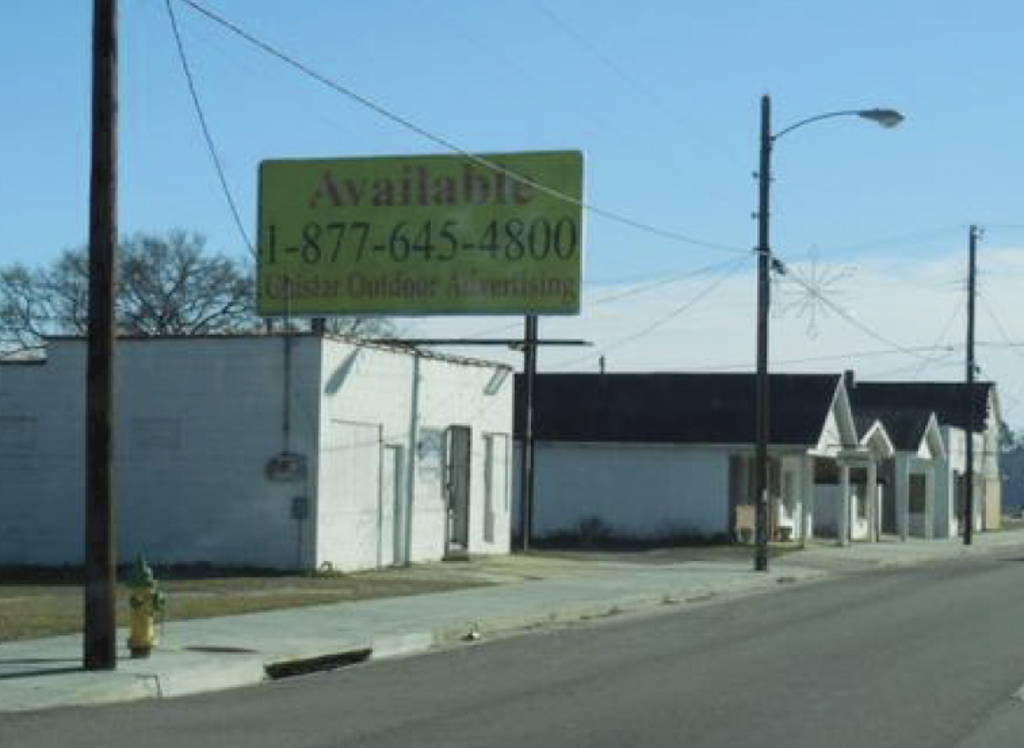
left=2, top=0, right=1023, bottom=424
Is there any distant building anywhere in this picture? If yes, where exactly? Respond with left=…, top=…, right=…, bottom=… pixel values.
left=512, top=371, right=1002, bottom=546
left=848, top=378, right=1002, bottom=535
left=1000, top=445, right=1024, bottom=513
left=513, top=372, right=864, bottom=544
left=0, top=334, right=513, bottom=570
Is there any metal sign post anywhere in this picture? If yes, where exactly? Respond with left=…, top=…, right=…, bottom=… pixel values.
left=520, top=315, right=538, bottom=550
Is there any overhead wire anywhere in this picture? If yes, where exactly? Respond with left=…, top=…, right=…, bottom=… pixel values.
left=549, top=255, right=749, bottom=369
left=163, top=0, right=1005, bottom=386
left=870, top=355, right=961, bottom=380
left=172, top=0, right=748, bottom=256
left=528, top=0, right=750, bottom=175
left=417, top=255, right=752, bottom=344
left=165, top=0, right=255, bottom=259
left=406, top=0, right=671, bottom=163
left=585, top=256, right=752, bottom=308
left=780, top=224, right=965, bottom=262
left=678, top=343, right=962, bottom=372
left=778, top=257, right=943, bottom=362
left=907, top=303, right=963, bottom=380
left=165, top=0, right=374, bottom=149
left=980, top=295, right=1024, bottom=363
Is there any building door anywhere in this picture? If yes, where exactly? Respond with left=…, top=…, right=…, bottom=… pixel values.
left=780, top=460, right=800, bottom=540
left=321, top=420, right=381, bottom=570
left=445, top=426, right=472, bottom=555
left=483, top=434, right=509, bottom=544
left=379, top=445, right=403, bottom=567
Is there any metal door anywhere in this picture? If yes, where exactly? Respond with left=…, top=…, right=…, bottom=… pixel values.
left=445, top=426, right=472, bottom=554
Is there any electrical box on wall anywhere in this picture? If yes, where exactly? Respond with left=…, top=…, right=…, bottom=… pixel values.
left=265, top=452, right=306, bottom=481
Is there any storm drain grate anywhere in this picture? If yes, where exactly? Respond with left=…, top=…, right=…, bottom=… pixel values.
left=264, top=648, right=372, bottom=679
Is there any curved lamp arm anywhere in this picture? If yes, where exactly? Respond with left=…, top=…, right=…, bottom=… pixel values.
left=773, top=108, right=904, bottom=142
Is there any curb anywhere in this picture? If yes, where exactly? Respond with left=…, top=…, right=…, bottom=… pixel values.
left=0, top=566, right=829, bottom=713
left=427, top=572, right=823, bottom=647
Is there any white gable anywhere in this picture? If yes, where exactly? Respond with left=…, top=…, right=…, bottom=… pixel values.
left=812, top=379, right=859, bottom=456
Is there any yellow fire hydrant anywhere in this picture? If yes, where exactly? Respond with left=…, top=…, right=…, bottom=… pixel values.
left=127, top=555, right=165, bottom=658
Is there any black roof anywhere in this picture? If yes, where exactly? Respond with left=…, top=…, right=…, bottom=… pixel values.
left=854, top=409, right=933, bottom=452
left=849, top=381, right=993, bottom=433
left=514, top=373, right=841, bottom=445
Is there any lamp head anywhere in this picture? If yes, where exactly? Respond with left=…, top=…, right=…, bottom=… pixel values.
left=858, top=108, right=905, bottom=128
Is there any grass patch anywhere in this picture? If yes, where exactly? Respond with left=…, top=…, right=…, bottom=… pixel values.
left=0, top=565, right=492, bottom=643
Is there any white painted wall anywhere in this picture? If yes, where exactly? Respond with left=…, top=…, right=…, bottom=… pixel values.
left=0, top=337, right=320, bottom=568
left=813, top=485, right=871, bottom=541
left=316, top=339, right=512, bottom=571
left=414, top=354, right=513, bottom=561
left=941, top=426, right=987, bottom=536
left=0, top=348, right=86, bottom=565
left=0, top=336, right=513, bottom=571
left=516, top=442, right=731, bottom=540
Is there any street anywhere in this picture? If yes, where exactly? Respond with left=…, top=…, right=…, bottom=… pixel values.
left=4, top=552, right=1024, bottom=747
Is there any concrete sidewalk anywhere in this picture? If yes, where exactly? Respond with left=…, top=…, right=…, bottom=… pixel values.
left=3, top=529, right=1022, bottom=713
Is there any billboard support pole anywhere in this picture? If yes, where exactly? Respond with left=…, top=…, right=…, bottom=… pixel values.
left=520, top=314, right=538, bottom=551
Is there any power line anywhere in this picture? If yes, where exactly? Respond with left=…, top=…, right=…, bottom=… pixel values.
left=908, top=304, right=962, bottom=380
left=550, top=255, right=749, bottom=369
left=419, top=256, right=751, bottom=345
left=165, top=0, right=255, bottom=258
left=173, top=0, right=747, bottom=256
left=870, top=356, right=962, bottom=380
left=529, top=0, right=749, bottom=174
left=980, top=295, right=1024, bottom=364
left=778, top=259, right=940, bottom=362
left=586, top=256, right=751, bottom=308
left=780, top=224, right=966, bottom=261
left=407, top=0, right=667, bottom=165
left=678, top=343, right=961, bottom=372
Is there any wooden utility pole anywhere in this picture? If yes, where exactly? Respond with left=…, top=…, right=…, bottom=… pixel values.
left=84, top=0, right=118, bottom=670
left=963, top=225, right=979, bottom=546
left=754, top=95, right=772, bottom=572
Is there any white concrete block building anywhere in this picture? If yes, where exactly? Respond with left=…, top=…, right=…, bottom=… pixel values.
left=0, top=334, right=513, bottom=571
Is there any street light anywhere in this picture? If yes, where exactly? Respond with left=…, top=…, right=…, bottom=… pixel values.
left=753, top=95, right=904, bottom=572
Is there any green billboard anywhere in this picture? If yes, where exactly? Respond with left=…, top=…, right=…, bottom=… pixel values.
left=256, top=151, right=583, bottom=316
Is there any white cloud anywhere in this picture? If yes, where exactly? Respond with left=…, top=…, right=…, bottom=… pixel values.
left=401, top=247, right=1024, bottom=428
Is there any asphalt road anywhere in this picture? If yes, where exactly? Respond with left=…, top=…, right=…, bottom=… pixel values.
left=4, top=553, right=1024, bottom=748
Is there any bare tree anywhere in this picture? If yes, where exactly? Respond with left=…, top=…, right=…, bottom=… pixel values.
left=116, top=231, right=255, bottom=336
left=2, top=231, right=255, bottom=353
left=0, top=250, right=91, bottom=353
left=1, top=230, right=395, bottom=356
